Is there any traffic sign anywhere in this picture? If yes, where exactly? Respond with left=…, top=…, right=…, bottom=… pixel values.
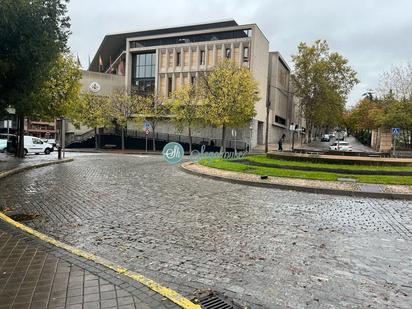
left=143, top=121, right=152, bottom=131
left=392, top=128, right=400, bottom=136
left=145, top=129, right=150, bottom=135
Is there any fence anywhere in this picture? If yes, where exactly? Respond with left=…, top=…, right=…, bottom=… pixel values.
left=100, top=128, right=248, bottom=150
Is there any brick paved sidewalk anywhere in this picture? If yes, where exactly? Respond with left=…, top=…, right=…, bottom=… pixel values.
left=0, top=222, right=179, bottom=309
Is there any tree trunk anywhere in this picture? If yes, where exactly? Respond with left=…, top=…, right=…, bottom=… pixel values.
left=188, top=126, right=192, bottom=153
left=152, top=126, right=156, bottom=151
left=121, top=128, right=125, bottom=150
left=307, top=122, right=312, bottom=144
left=221, top=124, right=226, bottom=152
left=16, top=114, right=25, bottom=158
left=94, top=127, right=98, bottom=149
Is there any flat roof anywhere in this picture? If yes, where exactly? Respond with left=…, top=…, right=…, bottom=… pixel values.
left=89, top=20, right=238, bottom=72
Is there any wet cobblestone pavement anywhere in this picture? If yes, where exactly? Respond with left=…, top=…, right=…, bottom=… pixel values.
left=1, top=154, right=411, bottom=308
left=0, top=221, right=178, bottom=309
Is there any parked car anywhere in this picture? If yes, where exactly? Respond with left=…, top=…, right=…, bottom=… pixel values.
left=321, top=134, right=330, bottom=142
left=0, top=139, right=7, bottom=152
left=24, top=136, right=54, bottom=155
left=42, top=138, right=56, bottom=148
left=329, top=141, right=352, bottom=152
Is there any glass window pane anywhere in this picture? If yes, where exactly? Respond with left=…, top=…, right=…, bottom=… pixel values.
left=151, top=65, right=155, bottom=77
left=138, top=54, right=144, bottom=65
left=138, top=66, right=144, bottom=78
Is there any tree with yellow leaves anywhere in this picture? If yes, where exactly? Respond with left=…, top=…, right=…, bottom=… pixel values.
left=167, top=84, right=203, bottom=152
left=201, top=60, right=258, bottom=152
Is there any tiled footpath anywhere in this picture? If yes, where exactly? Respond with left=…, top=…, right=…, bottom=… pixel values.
left=0, top=221, right=179, bottom=309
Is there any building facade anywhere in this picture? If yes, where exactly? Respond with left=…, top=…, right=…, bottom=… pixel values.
left=83, top=20, right=303, bottom=148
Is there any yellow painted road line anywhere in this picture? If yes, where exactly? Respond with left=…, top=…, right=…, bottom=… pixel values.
left=0, top=213, right=201, bottom=309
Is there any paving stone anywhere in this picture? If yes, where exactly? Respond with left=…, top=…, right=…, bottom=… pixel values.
left=0, top=226, right=176, bottom=309
left=1, top=154, right=411, bottom=308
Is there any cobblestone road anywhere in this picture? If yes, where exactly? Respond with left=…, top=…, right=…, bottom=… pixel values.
left=1, top=154, right=411, bottom=308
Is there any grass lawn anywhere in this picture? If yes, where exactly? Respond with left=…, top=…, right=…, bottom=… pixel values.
left=246, top=155, right=412, bottom=172
left=199, top=158, right=412, bottom=185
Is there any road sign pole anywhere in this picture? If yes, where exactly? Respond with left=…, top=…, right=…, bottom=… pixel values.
left=145, top=134, right=148, bottom=153
left=392, top=128, right=400, bottom=157
left=393, top=135, right=396, bottom=157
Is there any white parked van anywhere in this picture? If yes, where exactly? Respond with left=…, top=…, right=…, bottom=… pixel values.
left=24, top=136, right=54, bottom=155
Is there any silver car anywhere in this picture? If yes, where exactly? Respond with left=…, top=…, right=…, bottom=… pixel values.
left=329, top=141, right=352, bottom=151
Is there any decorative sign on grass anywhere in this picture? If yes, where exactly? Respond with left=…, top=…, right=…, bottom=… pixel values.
left=162, top=143, right=247, bottom=164
left=189, top=145, right=248, bottom=162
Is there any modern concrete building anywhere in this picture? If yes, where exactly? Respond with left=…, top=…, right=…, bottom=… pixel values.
left=267, top=52, right=306, bottom=145
left=82, top=19, right=304, bottom=148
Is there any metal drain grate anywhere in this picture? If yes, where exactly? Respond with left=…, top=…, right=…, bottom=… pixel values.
left=5, top=211, right=39, bottom=222
left=193, top=290, right=245, bottom=309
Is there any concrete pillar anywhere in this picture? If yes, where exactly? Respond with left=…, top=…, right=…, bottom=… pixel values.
left=239, top=42, right=243, bottom=64
left=172, top=48, right=176, bottom=71
left=213, top=44, right=217, bottom=66
left=154, top=50, right=159, bottom=93
left=189, top=47, right=192, bottom=71
left=205, top=46, right=209, bottom=67
left=165, top=49, right=169, bottom=72
left=196, top=46, right=200, bottom=71
left=125, top=42, right=132, bottom=93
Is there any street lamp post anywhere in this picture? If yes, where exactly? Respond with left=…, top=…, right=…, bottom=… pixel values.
left=249, top=122, right=253, bottom=153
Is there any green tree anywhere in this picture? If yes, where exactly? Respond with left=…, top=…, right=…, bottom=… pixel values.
left=70, top=93, right=111, bottom=149
left=34, top=54, right=82, bottom=120
left=201, top=60, right=258, bottom=152
left=106, top=90, right=146, bottom=150
left=349, top=98, right=385, bottom=131
left=166, top=84, right=203, bottom=152
left=291, top=40, right=359, bottom=142
left=0, top=0, right=70, bottom=157
left=141, top=95, right=169, bottom=151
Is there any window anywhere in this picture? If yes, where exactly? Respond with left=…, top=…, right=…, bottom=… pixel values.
left=33, top=138, right=43, bottom=144
left=190, top=76, right=196, bottom=85
left=134, top=53, right=155, bottom=78
left=132, top=52, right=156, bottom=95
left=243, top=47, right=249, bottom=62
left=275, top=115, right=286, bottom=126
left=225, top=48, right=231, bottom=59
left=168, top=77, right=173, bottom=96
left=200, top=50, right=205, bottom=65
left=243, top=29, right=252, bottom=37
left=176, top=52, right=181, bottom=66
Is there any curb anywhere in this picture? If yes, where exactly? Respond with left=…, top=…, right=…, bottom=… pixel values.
left=0, top=213, right=200, bottom=309
left=180, top=163, right=412, bottom=200
left=0, top=158, right=74, bottom=179
left=65, top=149, right=163, bottom=155
left=0, top=161, right=201, bottom=309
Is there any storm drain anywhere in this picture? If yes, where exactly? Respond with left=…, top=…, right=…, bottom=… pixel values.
left=193, top=291, right=245, bottom=309
left=4, top=211, right=39, bottom=222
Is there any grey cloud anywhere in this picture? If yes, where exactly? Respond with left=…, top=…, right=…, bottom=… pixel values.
left=68, top=0, right=412, bottom=106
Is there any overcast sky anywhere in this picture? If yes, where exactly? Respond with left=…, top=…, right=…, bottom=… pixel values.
left=68, top=0, right=412, bottom=107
